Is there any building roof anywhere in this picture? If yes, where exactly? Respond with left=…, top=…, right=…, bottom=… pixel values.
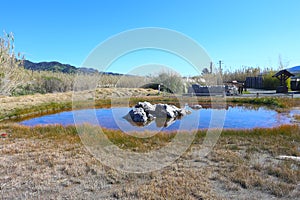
left=272, top=69, right=294, bottom=78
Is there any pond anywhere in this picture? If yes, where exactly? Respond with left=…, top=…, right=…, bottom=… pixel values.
left=19, top=106, right=294, bottom=131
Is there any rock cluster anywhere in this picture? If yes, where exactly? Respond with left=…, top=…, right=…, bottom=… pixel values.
left=125, top=102, right=191, bottom=123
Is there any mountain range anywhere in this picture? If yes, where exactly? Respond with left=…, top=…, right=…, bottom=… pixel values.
left=23, top=60, right=98, bottom=74
left=23, top=60, right=123, bottom=75
left=287, top=66, right=300, bottom=75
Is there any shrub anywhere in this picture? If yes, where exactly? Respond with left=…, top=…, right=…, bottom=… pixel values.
left=262, top=71, right=281, bottom=90
left=151, top=71, right=184, bottom=94
left=0, top=32, right=26, bottom=96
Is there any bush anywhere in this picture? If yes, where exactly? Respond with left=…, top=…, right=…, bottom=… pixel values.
left=151, top=71, right=184, bottom=94
left=262, top=71, right=281, bottom=90
left=0, top=32, right=26, bottom=96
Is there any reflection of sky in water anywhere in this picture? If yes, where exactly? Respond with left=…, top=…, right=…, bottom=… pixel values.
left=19, top=106, right=293, bottom=130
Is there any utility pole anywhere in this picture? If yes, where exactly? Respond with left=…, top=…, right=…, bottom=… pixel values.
left=217, top=60, right=224, bottom=85
left=219, top=60, right=223, bottom=76
left=210, top=62, right=213, bottom=74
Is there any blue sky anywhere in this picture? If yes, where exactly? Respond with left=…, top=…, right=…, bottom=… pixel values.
left=1, top=0, right=299, bottom=76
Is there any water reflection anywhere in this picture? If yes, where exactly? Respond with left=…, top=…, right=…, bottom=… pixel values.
left=124, top=115, right=179, bottom=128
left=189, top=103, right=263, bottom=111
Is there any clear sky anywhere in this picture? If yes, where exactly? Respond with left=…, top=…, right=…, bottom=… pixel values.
left=1, top=0, right=299, bottom=76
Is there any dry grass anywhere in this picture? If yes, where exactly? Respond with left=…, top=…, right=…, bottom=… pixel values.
left=0, top=124, right=299, bottom=199
left=0, top=124, right=217, bottom=199
left=205, top=125, right=300, bottom=199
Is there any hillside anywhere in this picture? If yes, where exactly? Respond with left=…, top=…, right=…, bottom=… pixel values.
left=22, top=60, right=127, bottom=76
left=287, top=65, right=300, bottom=75
left=23, top=60, right=98, bottom=74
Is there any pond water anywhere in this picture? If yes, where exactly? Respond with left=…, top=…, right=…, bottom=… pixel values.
left=19, top=106, right=294, bottom=131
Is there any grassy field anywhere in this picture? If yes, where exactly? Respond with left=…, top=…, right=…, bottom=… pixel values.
left=0, top=90, right=299, bottom=199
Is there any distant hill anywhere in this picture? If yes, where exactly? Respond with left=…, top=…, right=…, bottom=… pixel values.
left=22, top=60, right=129, bottom=76
left=287, top=66, right=300, bottom=75
left=23, top=60, right=99, bottom=74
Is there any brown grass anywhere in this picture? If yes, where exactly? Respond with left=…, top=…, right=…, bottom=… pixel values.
left=0, top=124, right=299, bottom=199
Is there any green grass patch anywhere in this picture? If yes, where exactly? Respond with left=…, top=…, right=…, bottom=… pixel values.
left=2, top=124, right=299, bottom=155
left=229, top=97, right=285, bottom=107
left=242, top=90, right=251, bottom=94
left=0, top=101, right=73, bottom=121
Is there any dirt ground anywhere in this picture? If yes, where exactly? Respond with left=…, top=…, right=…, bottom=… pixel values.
left=0, top=125, right=299, bottom=199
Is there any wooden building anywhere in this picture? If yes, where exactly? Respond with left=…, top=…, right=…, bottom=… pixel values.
left=272, top=70, right=294, bottom=93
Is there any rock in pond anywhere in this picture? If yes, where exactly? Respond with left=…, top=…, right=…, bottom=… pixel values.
left=127, top=107, right=148, bottom=123
left=189, top=104, right=202, bottom=109
left=125, top=102, right=191, bottom=124
left=135, top=101, right=156, bottom=114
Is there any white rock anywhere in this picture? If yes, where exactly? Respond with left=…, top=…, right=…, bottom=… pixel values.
left=128, top=107, right=148, bottom=122
left=277, top=155, right=300, bottom=162
left=135, top=102, right=156, bottom=113
left=126, top=102, right=191, bottom=123
left=189, top=104, right=202, bottom=109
